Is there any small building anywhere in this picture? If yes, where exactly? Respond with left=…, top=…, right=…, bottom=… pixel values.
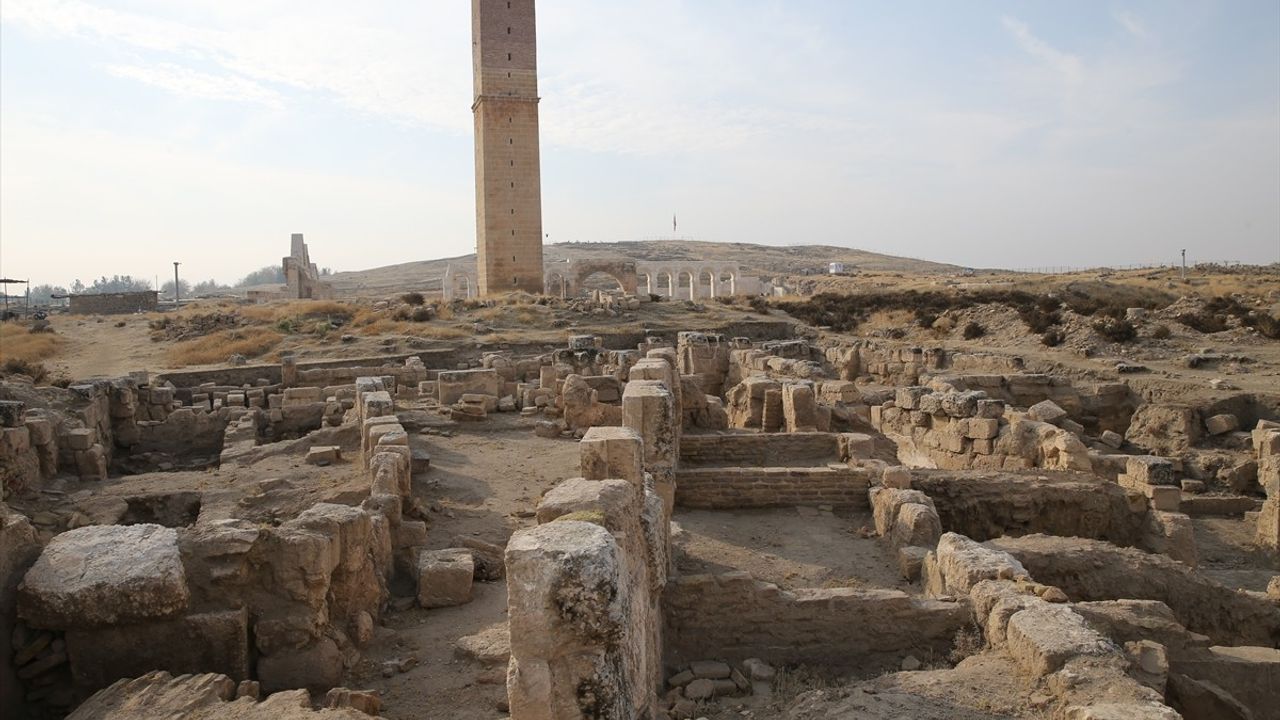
left=828, top=262, right=846, bottom=275
left=68, top=291, right=159, bottom=315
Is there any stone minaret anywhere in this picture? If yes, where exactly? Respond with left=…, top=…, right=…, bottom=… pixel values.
left=472, top=0, right=544, bottom=296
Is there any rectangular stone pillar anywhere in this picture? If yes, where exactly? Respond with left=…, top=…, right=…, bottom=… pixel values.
left=782, top=382, right=817, bottom=433
left=623, top=381, right=677, bottom=517
left=580, top=426, right=644, bottom=488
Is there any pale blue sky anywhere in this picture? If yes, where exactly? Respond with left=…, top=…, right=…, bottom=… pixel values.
left=1, top=1, right=1277, bottom=287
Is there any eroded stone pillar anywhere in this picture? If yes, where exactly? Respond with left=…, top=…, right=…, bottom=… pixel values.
left=506, top=521, right=632, bottom=720
left=580, top=427, right=644, bottom=487
left=622, top=381, right=677, bottom=516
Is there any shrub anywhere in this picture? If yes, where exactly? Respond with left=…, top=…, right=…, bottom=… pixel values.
left=962, top=322, right=986, bottom=340
left=1177, top=312, right=1228, bottom=334
left=410, top=306, right=433, bottom=322
left=1041, top=328, right=1066, bottom=347
left=1093, top=318, right=1136, bottom=343
left=1, top=357, right=49, bottom=383
left=887, top=327, right=907, bottom=339
left=1150, top=324, right=1171, bottom=340
left=747, top=296, right=770, bottom=315
left=916, top=313, right=937, bottom=329
left=401, top=292, right=425, bottom=306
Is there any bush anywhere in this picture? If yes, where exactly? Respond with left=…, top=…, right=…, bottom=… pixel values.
left=962, top=322, right=986, bottom=340
left=1092, top=318, right=1136, bottom=343
left=401, top=292, right=425, bottom=306
left=916, top=313, right=937, bottom=329
left=1150, top=324, right=1171, bottom=340
left=887, top=327, right=907, bottom=339
left=1, top=357, right=49, bottom=383
left=747, top=296, right=771, bottom=315
left=1041, top=328, right=1066, bottom=347
left=410, top=306, right=433, bottom=322
left=1177, top=312, right=1228, bottom=334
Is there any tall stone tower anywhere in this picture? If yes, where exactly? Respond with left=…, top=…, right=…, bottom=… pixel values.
left=472, top=0, right=544, bottom=296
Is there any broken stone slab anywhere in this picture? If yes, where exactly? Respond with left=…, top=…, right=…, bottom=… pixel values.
left=925, top=532, right=1028, bottom=597
left=18, top=524, right=189, bottom=629
left=1126, top=456, right=1176, bottom=486
left=416, top=548, right=474, bottom=608
left=1006, top=603, right=1116, bottom=677
left=453, top=624, right=510, bottom=666
left=1027, top=400, right=1069, bottom=426
left=305, top=445, right=341, bottom=465
left=1204, top=414, right=1240, bottom=436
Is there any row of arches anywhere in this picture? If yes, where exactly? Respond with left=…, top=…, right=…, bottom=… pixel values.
left=635, top=264, right=739, bottom=300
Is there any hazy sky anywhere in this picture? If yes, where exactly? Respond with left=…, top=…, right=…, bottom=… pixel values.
left=2, top=1, right=1278, bottom=287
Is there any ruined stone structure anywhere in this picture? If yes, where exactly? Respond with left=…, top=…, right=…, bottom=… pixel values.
left=67, top=292, right=158, bottom=315
left=282, top=234, right=333, bottom=300
left=472, top=0, right=544, bottom=296
left=2, top=317, right=1278, bottom=719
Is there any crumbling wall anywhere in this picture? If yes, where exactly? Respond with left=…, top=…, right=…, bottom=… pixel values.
left=910, top=470, right=1148, bottom=547
left=1255, top=421, right=1280, bottom=553
left=874, top=387, right=1093, bottom=473
left=68, top=291, right=158, bottom=315
left=675, top=466, right=870, bottom=509
left=923, top=533, right=1179, bottom=719
left=664, top=571, right=968, bottom=668
left=679, top=432, right=838, bottom=467
left=989, top=534, right=1280, bottom=648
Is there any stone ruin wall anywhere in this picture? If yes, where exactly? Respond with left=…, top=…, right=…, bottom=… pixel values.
left=1, top=321, right=1279, bottom=719
left=67, top=292, right=159, bottom=316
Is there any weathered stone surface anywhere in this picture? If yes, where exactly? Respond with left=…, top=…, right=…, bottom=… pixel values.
left=454, top=623, right=511, bottom=666
left=1028, top=400, right=1068, bottom=426
left=66, top=670, right=371, bottom=719
left=416, top=548, right=474, bottom=609
left=1204, top=413, right=1239, bottom=436
left=65, top=609, right=250, bottom=693
left=18, top=524, right=189, bottom=629
left=1006, top=603, right=1115, bottom=677
left=925, top=532, right=1027, bottom=597
left=257, top=637, right=344, bottom=693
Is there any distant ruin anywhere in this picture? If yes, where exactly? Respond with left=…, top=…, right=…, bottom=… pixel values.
left=283, top=234, right=333, bottom=300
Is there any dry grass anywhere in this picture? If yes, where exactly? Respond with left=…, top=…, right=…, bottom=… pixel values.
left=166, top=327, right=283, bottom=366
left=0, top=322, right=64, bottom=363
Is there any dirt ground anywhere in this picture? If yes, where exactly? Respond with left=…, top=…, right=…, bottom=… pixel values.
left=348, top=417, right=581, bottom=720
left=674, top=507, right=909, bottom=592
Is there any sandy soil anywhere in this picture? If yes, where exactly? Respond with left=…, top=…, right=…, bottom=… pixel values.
left=674, top=507, right=909, bottom=592
left=348, top=417, right=581, bottom=720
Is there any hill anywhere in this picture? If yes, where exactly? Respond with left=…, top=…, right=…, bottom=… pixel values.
left=325, top=239, right=963, bottom=296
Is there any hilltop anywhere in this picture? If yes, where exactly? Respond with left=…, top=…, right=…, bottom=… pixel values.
left=324, top=240, right=964, bottom=297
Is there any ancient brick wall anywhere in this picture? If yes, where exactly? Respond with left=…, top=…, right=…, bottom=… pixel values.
left=664, top=571, right=968, bottom=668
left=678, top=432, right=838, bottom=467
left=68, top=291, right=158, bottom=315
left=674, top=465, right=870, bottom=509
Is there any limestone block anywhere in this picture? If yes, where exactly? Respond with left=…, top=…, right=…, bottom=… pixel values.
left=1101, top=430, right=1124, bottom=449
left=838, top=433, right=874, bottom=461
left=505, top=521, right=630, bottom=720
left=882, top=466, right=912, bottom=489
left=438, top=369, right=501, bottom=405
left=870, top=488, right=935, bottom=537
left=967, top=418, right=1000, bottom=440
left=0, top=400, right=23, bottom=427
left=925, top=532, right=1028, bottom=597
left=1205, top=414, right=1239, bottom=436
left=417, top=549, right=474, bottom=608
left=579, top=426, right=644, bottom=486
left=782, top=383, right=817, bottom=433
left=1256, top=497, right=1280, bottom=552
left=1126, top=456, right=1176, bottom=486
left=897, top=546, right=929, bottom=581
left=892, top=503, right=942, bottom=548
left=1028, top=400, right=1069, bottom=426
left=1006, top=604, right=1115, bottom=677
left=19, top=524, right=189, bottom=629
left=66, top=428, right=93, bottom=451
left=305, top=446, right=341, bottom=465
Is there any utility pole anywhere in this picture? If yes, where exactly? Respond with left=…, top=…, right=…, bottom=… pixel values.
left=173, top=262, right=181, bottom=305
left=1180, top=249, right=1186, bottom=281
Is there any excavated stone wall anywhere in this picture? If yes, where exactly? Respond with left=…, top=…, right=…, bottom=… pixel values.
left=663, top=571, right=968, bottom=668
